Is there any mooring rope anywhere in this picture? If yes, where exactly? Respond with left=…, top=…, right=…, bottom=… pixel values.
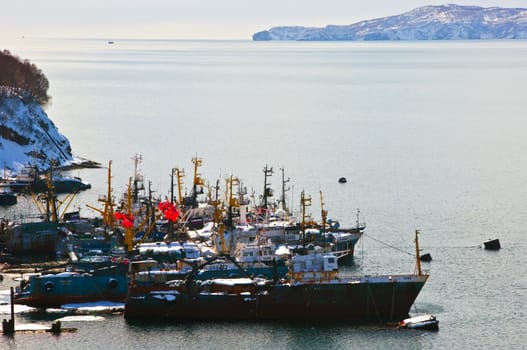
left=363, top=233, right=415, bottom=257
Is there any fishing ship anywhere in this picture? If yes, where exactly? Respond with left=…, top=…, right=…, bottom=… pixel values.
left=7, top=165, right=91, bottom=194
left=124, top=230, right=429, bottom=322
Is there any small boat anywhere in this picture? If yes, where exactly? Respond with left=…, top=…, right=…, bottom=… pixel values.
left=399, top=314, right=439, bottom=331
left=49, top=175, right=91, bottom=193
left=7, top=165, right=91, bottom=194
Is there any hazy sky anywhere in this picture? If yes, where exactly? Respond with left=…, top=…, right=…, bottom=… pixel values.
left=2, top=1, right=526, bottom=40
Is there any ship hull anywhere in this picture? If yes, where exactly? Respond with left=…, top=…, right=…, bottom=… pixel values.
left=125, top=275, right=428, bottom=322
left=14, top=265, right=128, bottom=308
left=7, top=222, right=59, bottom=255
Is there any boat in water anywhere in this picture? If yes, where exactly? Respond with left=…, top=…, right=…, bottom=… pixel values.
left=124, top=230, right=429, bottom=323
left=13, top=261, right=129, bottom=308
left=399, top=314, right=439, bottom=331
left=7, top=165, right=91, bottom=194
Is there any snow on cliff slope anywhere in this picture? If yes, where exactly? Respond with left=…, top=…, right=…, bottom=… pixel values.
left=253, top=4, right=527, bottom=41
left=0, top=87, right=77, bottom=175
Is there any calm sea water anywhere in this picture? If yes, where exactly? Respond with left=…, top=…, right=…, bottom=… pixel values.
left=1, top=38, right=527, bottom=349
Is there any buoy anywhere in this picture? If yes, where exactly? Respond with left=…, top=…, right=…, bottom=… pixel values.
left=420, top=253, right=432, bottom=262
left=483, top=238, right=501, bottom=250
left=338, top=177, right=347, bottom=183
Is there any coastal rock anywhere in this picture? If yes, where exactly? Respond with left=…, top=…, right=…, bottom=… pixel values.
left=0, top=86, right=80, bottom=174
left=253, top=4, right=527, bottom=41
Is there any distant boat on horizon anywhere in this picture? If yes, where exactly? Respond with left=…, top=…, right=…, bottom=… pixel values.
left=108, top=40, right=114, bottom=45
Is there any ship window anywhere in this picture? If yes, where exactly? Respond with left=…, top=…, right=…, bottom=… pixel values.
left=328, top=258, right=335, bottom=264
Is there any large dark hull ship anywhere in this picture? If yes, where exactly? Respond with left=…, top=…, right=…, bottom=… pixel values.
left=125, top=228, right=430, bottom=323
left=124, top=273, right=428, bottom=322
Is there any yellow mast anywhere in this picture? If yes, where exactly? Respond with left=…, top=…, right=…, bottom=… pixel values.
left=211, top=180, right=226, bottom=254
left=415, top=229, right=422, bottom=276
left=190, top=156, right=204, bottom=207
left=33, top=170, right=77, bottom=222
left=228, top=175, right=240, bottom=208
left=176, top=167, right=185, bottom=206
left=86, top=160, right=115, bottom=233
left=192, top=156, right=204, bottom=187
left=44, top=171, right=58, bottom=223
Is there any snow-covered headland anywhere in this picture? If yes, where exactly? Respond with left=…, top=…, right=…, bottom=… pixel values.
left=0, top=86, right=97, bottom=178
left=253, top=4, right=527, bottom=41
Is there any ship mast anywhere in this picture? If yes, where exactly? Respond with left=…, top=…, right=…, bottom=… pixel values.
left=211, top=179, right=227, bottom=254
left=190, top=156, right=204, bottom=208
left=319, top=191, right=328, bottom=234
left=176, top=168, right=185, bottom=206
left=124, top=177, right=134, bottom=253
left=300, top=190, right=312, bottom=248
left=104, top=160, right=115, bottom=229
left=415, top=229, right=422, bottom=276
left=86, top=160, right=116, bottom=237
left=226, top=175, right=240, bottom=229
left=131, top=154, right=143, bottom=203
left=43, top=170, right=58, bottom=223
left=262, top=164, right=273, bottom=210
left=280, top=166, right=290, bottom=213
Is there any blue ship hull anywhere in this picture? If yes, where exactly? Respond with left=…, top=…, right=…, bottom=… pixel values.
left=14, top=264, right=128, bottom=308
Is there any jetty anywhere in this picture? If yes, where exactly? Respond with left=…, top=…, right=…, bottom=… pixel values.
left=1, top=287, right=76, bottom=335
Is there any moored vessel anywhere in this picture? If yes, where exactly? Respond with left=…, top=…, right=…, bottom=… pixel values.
left=124, top=230, right=429, bottom=323
left=13, top=261, right=129, bottom=308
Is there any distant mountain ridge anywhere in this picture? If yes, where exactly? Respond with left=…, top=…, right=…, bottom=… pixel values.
left=252, top=4, right=527, bottom=41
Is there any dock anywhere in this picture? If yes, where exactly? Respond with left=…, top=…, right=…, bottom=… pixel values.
left=1, top=287, right=77, bottom=335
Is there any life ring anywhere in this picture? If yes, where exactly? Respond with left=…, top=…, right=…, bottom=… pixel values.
left=108, top=278, right=119, bottom=289
left=44, top=281, right=54, bottom=292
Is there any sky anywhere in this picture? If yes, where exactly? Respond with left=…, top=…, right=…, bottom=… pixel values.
left=1, top=1, right=526, bottom=40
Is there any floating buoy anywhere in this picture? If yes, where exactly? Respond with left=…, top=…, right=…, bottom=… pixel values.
left=338, top=177, right=347, bottom=183
left=483, top=238, right=501, bottom=250
left=420, top=253, right=432, bottom=262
